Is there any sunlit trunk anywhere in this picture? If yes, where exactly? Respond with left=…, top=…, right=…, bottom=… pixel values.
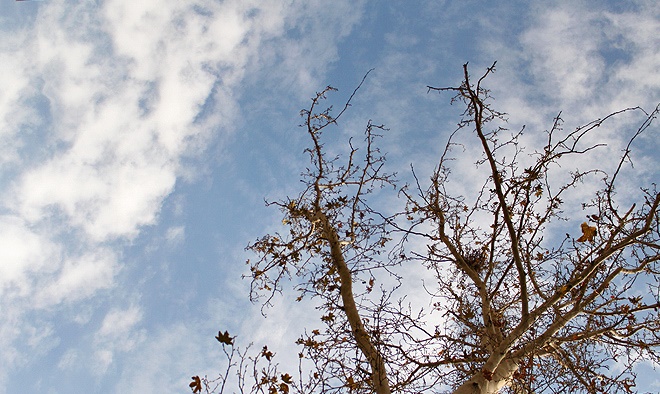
left=452, top=359, right=518, bottom=394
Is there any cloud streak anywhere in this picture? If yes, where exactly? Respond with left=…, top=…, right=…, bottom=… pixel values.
left=0, top=0, right=364, bottom=389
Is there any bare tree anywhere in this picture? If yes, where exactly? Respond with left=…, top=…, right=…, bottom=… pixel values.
left=192, top=63, right=660, bottom=394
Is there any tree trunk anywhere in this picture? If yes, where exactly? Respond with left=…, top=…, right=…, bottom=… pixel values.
left=452, top=359, right=518, bottom=394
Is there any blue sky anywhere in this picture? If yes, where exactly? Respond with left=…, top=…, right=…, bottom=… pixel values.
left=0, top=1, right=658, bottom=393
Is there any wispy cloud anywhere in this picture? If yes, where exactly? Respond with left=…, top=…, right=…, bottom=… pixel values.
left=0, top=0, right=366, bottom=390
left=92, top=305, right=144, bottom=374
left=490, top=1, right=659, bottom=121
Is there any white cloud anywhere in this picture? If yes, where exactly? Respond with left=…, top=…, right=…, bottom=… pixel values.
left=57, top=348, right=78, bottom=371
left=93, top=349, right=114, bottom=376
left=1, top=0, right=286, bottom=326
left=0, top=30, right=39, bottom=169
left=165, top=225, right=185, bottom=245
left=98, top=305, right=143, bottom=340
left=34, top=249, right=118, bottom=308
left=605, top=8, right=660, bottom=107
left=520, top=8, right=606, bottom=105
left=0, top=215, right=60, bottom=297
left=92, top=305, right=145, bottom=375
left=500, top=2, right=659, bottom=119
left=0, top=0, right=367, bottom=391
left=113, top=323, right=204, bottom=394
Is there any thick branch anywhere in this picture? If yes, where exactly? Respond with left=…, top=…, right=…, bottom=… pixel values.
left=318, top=211, right=391, bottom=394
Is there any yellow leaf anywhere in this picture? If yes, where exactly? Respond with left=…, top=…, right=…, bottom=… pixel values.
left=577, top=222, right=597, bottom=243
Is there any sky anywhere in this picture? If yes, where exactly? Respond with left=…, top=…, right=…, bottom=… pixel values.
left=0, top=0, right=658, bottom=393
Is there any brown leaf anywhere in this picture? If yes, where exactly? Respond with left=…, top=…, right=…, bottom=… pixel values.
left=622, top=379, right=635, bottom=393
left=577, top=222, right=597, bottom=242
left=534, top=184, right=543, bottom=197
left=346, top=376, right=360, bottom=390
left=320, top=312, right=335, bottom=322
left=281, top=373, right=293, bottom=384
left=215, top=330, right=234, bottom=346
left=367, top=278, right=375, bottom=293
left=189, top=376, right=202, bottom=393
left=279, top=382, right=290, bottom=393
left=262, top=345, right=274, bottom=361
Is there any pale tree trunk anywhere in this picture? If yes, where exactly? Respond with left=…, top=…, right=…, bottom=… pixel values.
left=453, top=359, right=518, bottom=394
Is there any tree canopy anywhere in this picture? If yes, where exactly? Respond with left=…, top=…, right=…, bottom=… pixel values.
left=192, top=63, right=660, bottom=394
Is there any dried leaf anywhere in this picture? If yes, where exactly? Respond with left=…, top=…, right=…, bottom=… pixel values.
left=262, top=345, right=274, bottom=361
left=281, top=373, right=293, bottom=384
left=622, top=379, right=635, bottom=393
left=215, top=330, right=234, bottom=346
left=367, top=277, right=375, bottom=292
left=577, top=222, right=597, bottom=242
left=320, top=312, right=335, bottom=322
left=346, top=376, right=360, bottom=390
left=189, top=376, right=202, bottom=393
left=534, top=184, right=543, bottom=197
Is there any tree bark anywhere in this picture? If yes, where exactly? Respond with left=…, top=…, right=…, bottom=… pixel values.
left=452, top=359, right=518, bottom=394
left=319, top=212, right=392, bottom=394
